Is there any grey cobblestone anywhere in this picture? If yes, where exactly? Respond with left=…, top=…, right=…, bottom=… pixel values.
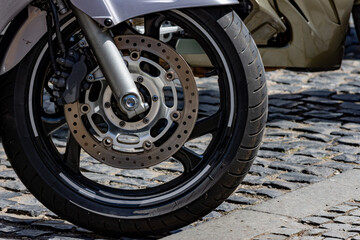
left=278, top=172, right=324, bottom=184
left=301, top=216, right=332, bottom=225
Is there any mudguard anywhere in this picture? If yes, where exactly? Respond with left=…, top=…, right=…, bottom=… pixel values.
left=0, top=0, right=238, bottom=75
left=70, top=0, right=238, bottom=27
left=0, top=0, right=31, bottom=34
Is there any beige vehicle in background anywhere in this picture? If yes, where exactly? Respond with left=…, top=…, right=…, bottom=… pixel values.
left=178, top=0, right=358, bottom=70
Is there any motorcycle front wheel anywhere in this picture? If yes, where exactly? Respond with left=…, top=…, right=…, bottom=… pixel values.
left=0, top=7, right=267, bottom=237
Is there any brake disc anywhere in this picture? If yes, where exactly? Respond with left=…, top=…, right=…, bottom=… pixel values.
left=64, top=35, right=198, bottom=169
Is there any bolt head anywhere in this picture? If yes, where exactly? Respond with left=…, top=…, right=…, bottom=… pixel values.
left=137, top=76, right=144, bottom=83
left=152, top=95, right=159, bottom=102
left=103, top=137, right=113, bottom=147
left=143, top=140, right=153, bottom=150
left=122, top=95, right=139, bottom=111
left=86, top=74, right=94, bottom=82
left=143, top=117, right=149, bottom=124
left=79, top=40, right=86, bottom=47
left=166, top=71, right=175, bottom=81
left=104, top=18, right=113, bottom=27
left=119, top=121, right=126, bottom=127
left=104, top=102, right=111, bottom=108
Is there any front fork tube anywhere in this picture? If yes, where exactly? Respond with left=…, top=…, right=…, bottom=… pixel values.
left=71, top=6, right=148, bottom=119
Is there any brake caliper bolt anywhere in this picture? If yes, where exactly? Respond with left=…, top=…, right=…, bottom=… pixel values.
left=143, top=117, right=149, bottom=124
left=152, top=95, right=159, bottom=102
left=120, top=121, right=126, bottom=127
left=79, top=40, right=87, bottom=48
left=104, top=102, right=111, bottom=108
left=86, top=74, right=94, bottom=82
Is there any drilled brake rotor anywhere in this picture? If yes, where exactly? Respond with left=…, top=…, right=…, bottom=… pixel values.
left=64, top=35, right=198, bottom=169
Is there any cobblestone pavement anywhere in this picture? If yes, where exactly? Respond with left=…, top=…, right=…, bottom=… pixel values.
left=1, top=49, right=360, bottom=239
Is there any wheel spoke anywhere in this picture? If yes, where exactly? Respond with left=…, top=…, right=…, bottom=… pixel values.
left=42, top=116, right=66, bottom=136
left=174, top=147, right=203, bottom=173
left=189, top=111, right=221, bottom=140
left=64, top=134, right=81, bottom=173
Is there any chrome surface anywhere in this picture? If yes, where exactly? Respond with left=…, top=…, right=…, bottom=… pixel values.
left=65, top=35, right=198, bottom=169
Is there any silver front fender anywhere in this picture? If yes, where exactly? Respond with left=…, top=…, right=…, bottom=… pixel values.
left=70, top=0, right=238, bottom=27
left=0, top=0, right=31, bottom=33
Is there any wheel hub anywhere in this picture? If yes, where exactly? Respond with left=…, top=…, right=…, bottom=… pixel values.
left=64, top=35, right=199, bottom=169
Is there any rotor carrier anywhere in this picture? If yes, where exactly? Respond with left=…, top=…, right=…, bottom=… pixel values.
left=64, top=35, right=199, bottom=169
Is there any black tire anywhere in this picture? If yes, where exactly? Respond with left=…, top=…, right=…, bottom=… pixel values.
left=0, top=7, right=267, bottom=237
